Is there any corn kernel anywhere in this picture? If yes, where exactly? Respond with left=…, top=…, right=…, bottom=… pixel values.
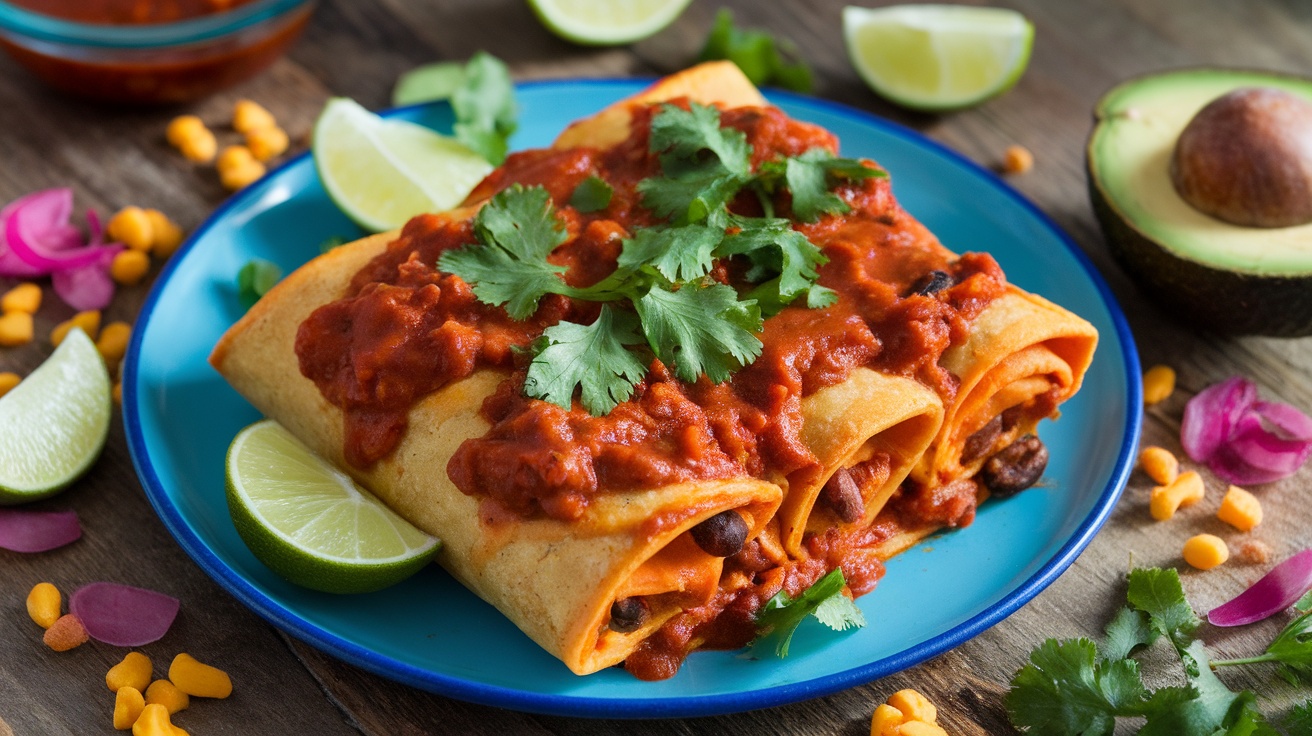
left=132, top=703, right=178, bottom=736
left=52, top=310, right=101, bottom=345
left=1218, top=485, right=1262, bottom=531
left=107, top=652, right=153, bottom=693
left=1183, top=533, right=1229, bottom=570
left=94, top=321, right=133, bottom=367
left=1, top=282, right=41, bottom=314
left=43, top=613, right=88, bottom=651
left=217, top=144, right=255, bottom=173
left=220, top=160, right=266, bottom=191
left=899, top=723, right=949, bottom=736
left=232, top=99, right=276, bottom=133
left=1137, top=445, right=1179, bottom=485
left=1143, top=365, right=1176, bottom=405
left=107, top=207, right=154, bottom=251
left=0, top=372, right=20, bottom=398
left=165, top=115, right=205, bottom=147
left=887, top=689, right=938, bottom=724
left=177, top=128, right=217, bottom=163
left=144, top=210, right=184, bottom=259
left=26, top=582, right=61, bottom=629
left=1149, top=470, right=1205, bottom=521
left=870, top=704, right=904, bottom=736
left=144, top=679, right=190, bottom=715
left=246, top=126, right=289, bottom=161
left=168, top=653, right=232, bottom=698
left=1002, top=144, right=1034, bottom=174
left=114, top=686, right=145, bottom=730
left=0, top=311, right=34, bottom=346
left=110, top=250, right=152, bottom=286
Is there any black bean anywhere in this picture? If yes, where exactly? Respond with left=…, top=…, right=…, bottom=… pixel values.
left=609, top=597, right=650, bottom=634
left=820, top=467, right=865, bottom=523
left=908, top=270, right=952, bottom=296
left=981, top=434, right=1049, bottom=498
left=961, top=414, right=1003, bottom=464
left=690, top=510, right=749, bottom=557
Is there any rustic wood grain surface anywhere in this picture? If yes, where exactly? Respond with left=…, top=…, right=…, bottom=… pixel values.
left=2, top=0, right=1311, bottom=733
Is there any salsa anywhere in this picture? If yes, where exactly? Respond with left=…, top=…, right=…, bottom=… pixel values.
left=1, top=0, right=310, bottom=104
left=294, top=101, right=1008, bottom=679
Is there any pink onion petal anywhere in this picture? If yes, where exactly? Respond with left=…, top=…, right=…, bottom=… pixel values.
left=52, top=246, right=119, bottom=311
left=1253, top=400, right=1312, bottom=440
left=1182, top=376, right=1255, bottom=462
left=0, top=509, right=82, bottom=553
left=0, top=198, right=47, bottom=277
left=1209, top=549, right=1312, bottom=626
left=7, top=203, right=113, bottom=272
left=69, top=582, right=180, bottom=647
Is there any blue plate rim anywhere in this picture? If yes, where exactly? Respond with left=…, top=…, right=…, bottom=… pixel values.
left=123, top=77, right=1143, bottom=719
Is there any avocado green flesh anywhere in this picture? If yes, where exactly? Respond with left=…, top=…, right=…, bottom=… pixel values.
left=1090, top=69, right=1312, bottom=276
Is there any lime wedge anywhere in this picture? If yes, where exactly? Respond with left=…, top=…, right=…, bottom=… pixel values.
left=225, top=419, right=440, bottom=594
left=843, top=4, right=1034, bottom=112
left=313, top=97, right=493, bottom=232
left=528, top=0, right=692, bottom=46
left=0, top=328, right=110, bottom=504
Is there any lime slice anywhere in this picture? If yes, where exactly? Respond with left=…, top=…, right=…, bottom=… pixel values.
left=313, top=97, right=493, bottom=232
left=0, top=328, right=110, bottom=504
left=225, top=419, right=440, bottom=594
left=843, top=4, right=1034, bottom=112
left=528, top=0, right=692, bottom=46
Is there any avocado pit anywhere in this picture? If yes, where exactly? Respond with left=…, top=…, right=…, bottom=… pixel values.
left=1170, top=87, right=1312, bottom=228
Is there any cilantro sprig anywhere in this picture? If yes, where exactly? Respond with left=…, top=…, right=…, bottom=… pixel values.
left=390, top=52, right=517, bottom=164
left=1007, top=567, right=1312, bottom=736
left=752, top=568, right=865, bottom=658
left=439, top=102, right=884, bottom=415
left=698, top=9, right=814, bottom=93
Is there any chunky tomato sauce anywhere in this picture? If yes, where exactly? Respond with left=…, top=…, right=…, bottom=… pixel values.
left=295, top=101, right=1008, bottom=679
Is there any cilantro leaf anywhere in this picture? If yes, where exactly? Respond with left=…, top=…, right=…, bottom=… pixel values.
left=438, top=185, right=572, bottom=319
left=1286, top=701, right=1312, bottom=736
left=753, top=568, right=861, bottom=658
left=783, top=149, right=885, bottom=222
left=236, top=259, right=281, bottom=310
left=717, top=216, right=828, bottom=299
left=617, top=224, right=720, bottom=283
left=1264, top=608, right=1312, bottom=685
left=1127, top=566, right=1201, bottom=653
left=637, top=168, right=744, bottom=225
left=450, top=52, right=517, bottom=164
left=648, top=102, right=750, bottom=178
left=569, top=176, right=613, bottom=213
left=1100, top=606, right=1156, bottom=663
left=635, top=282, right=762, bottom=383
left=1005, top=638, right=1145, bottom=736
left=697, top=9, right=814, bottom=93
left=524, top=305, right=648, bottom=416
left=1140, top=641, right=1255, bottom=736
left=392, top=61, right=465, bottom=106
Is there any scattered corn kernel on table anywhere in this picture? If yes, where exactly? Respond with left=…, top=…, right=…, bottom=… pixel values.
left=3, top=1, right=1312, bottom=733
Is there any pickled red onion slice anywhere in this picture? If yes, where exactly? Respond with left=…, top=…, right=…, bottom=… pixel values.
left=6, top=189, right=120, bottom=271
left=53, top=247, right=119, bottom=311
left=1208, top=549, right=1312, bottom=627
left=1181, top=376, right=1312, bottom=484
left=69, top=582, right=180, bottom=647
left=0, top=509, right=82, bottom=553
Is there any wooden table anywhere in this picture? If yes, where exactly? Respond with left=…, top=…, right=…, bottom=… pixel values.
left=3, top=1, right=1311, bottom=733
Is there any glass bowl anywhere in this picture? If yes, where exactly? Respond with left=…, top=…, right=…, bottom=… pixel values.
left=0, top=0, right=315, bottom=104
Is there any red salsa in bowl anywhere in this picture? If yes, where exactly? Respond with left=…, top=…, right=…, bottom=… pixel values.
left=0, top=0, right=313, bottom=104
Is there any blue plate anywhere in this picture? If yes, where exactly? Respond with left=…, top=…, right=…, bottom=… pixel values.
left=124, top=80, right=1141, bottom=719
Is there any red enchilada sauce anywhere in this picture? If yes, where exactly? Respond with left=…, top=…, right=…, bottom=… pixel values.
left=295, top=102, right=1007, bottom=679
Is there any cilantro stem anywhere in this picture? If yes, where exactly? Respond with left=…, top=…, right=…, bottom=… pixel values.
left=1210, top=654, right=1280, bottom=668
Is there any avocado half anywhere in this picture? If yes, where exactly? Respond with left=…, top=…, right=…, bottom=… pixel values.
left=1087, top=68, right=1312, bottom=336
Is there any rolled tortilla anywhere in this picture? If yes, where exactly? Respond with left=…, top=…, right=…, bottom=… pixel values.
left=777, top=369, right=944, bottom=556
left=913, top=287, right=1099, bottom=488
left=211, top=231, right=782, bottom=675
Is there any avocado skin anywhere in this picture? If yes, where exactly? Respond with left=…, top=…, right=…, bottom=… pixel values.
left=1088, top=168, right=1312, bottom=336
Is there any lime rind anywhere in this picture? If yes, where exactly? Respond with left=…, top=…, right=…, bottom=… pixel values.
left=313, top=97, right=492, bottom=233
left=226, top=419, right=439, bottom=594
left=843, top=4, right=1034, bottom=112
left=0, top=328, right=110, bottom=503
left=528, top=0, right=693, bottom=46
